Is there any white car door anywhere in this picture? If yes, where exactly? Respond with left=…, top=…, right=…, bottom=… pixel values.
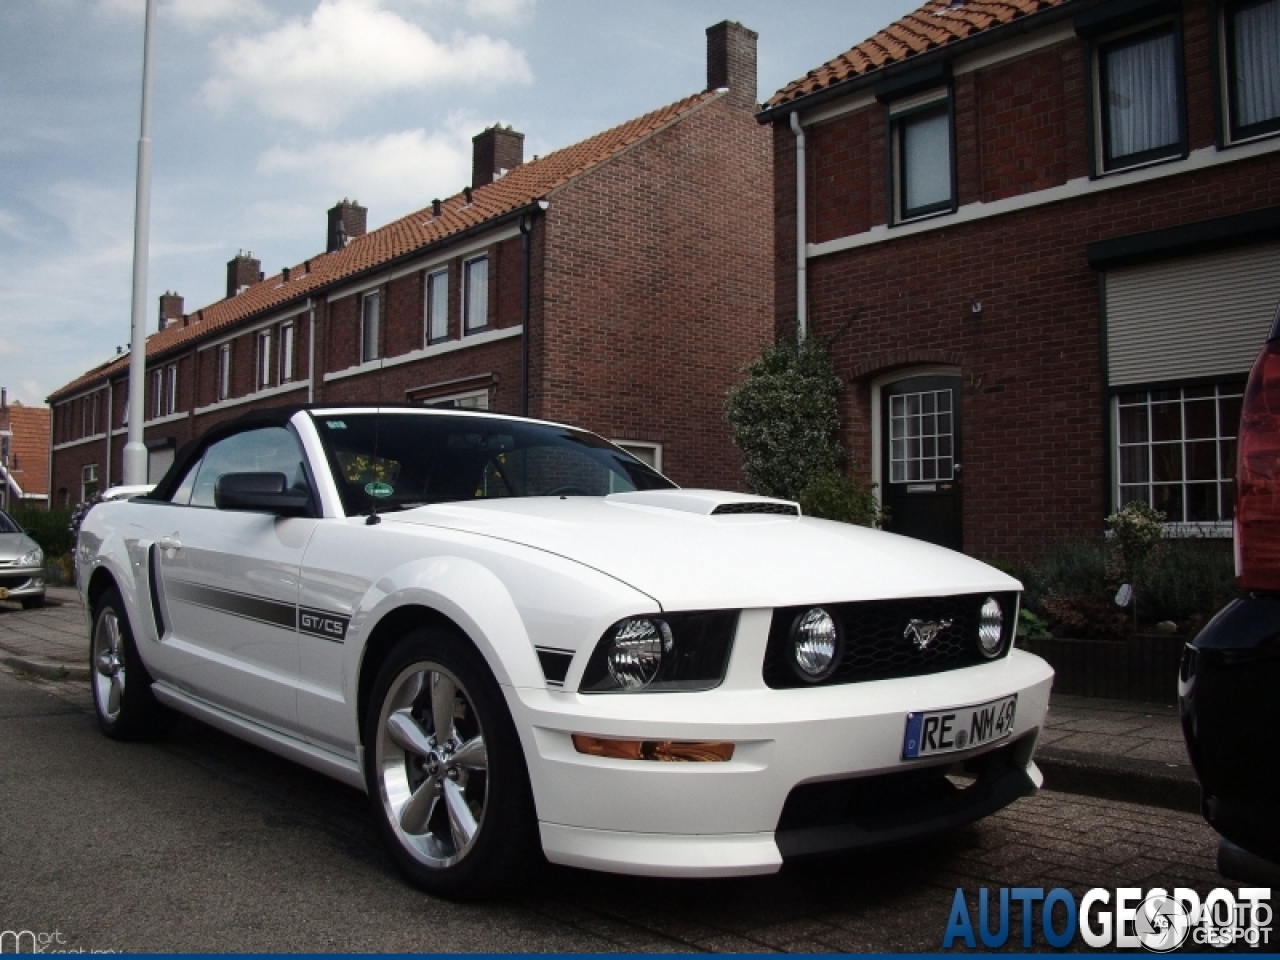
left=149, top=425, right=316, bottom=730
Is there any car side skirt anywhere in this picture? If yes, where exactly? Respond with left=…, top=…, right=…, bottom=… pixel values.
left=151, top=681, right=366, bottom=792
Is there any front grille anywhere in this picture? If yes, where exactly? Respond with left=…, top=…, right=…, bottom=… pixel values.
left=711, top=502, right=799, bottom=516
left=763, top=592, right=1017, bottom=688
left=0, top=575, right=34, bottom=591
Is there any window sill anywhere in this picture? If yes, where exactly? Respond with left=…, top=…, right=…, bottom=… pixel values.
left=324, top=326, right=522, bottom=384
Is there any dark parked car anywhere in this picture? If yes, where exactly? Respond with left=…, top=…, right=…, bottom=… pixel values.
left=1180, top=303, right=1280, bottom=884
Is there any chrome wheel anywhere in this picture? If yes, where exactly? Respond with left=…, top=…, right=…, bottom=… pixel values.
left=375, top=662, right=489, bottom=869
left=93, top=607, right=127, bottom=723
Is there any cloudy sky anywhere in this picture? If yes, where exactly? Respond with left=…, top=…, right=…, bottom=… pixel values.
left=0, top=0, right=918, bottom=406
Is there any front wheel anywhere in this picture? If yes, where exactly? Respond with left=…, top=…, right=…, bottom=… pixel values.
left=364, top=628, right=538, bottom=900
left=90, top=588, right=176, bottom=741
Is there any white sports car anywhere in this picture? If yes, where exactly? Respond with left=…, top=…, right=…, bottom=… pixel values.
left=77, top=404, right=1053, bottom=898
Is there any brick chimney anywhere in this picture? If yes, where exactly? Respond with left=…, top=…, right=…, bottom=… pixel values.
left=327, top=199, right=367, bottom=253
left=472, top=125, right=524, bottom=188
left=706, top=21, right=757, bottom=111
left=158, top=291, right=184, bottom=330
left=226, top=251, right=261, bottom=299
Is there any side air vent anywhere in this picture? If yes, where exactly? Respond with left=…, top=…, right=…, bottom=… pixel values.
left=711, top=502, right=799, bottom=516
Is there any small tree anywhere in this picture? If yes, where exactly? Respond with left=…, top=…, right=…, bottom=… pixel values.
left=725, top=336, right=883, bottom=527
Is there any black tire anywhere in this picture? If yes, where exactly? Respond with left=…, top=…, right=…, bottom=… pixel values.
left=363, top=627, right=539, bottom=900
left=21, top=595, right=45, bottom=610
left=90, top=587, right=176, bottom=741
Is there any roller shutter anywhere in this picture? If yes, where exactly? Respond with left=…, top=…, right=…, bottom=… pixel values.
left=1105, top=242, right=1280, bottom=387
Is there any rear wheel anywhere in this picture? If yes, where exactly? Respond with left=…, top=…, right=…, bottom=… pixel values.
left=364, top=628, right=538, bottom=900
left=91, top=588, right=175, bottom=740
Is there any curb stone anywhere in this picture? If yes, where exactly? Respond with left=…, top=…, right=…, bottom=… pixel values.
left=0, top=654, right=90, bottom=683
left=1035, top=748, right=1201, bottom=814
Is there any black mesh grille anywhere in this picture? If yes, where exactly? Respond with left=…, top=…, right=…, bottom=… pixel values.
left=711, top=502, right=798, bottom=516
left=0, top=575, right=34, bottom=591
left=763, top=592, right=1017, bottom=688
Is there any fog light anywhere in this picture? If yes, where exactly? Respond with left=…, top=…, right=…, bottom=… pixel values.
left=572, top=734, right=734, bottom=762
left=606, top=618, right=672, bottom=689
left=978, top=596, right=1004, bottom=657
left=791, top=607, right=841, bottom=681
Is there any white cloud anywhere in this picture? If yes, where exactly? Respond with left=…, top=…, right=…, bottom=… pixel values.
left=202, top=0, right=531, bottom=128
left=256, top=122, right=472, bottom=214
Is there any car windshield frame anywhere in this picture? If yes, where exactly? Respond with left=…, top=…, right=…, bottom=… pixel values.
left=309, top=410, right=675, bottom=516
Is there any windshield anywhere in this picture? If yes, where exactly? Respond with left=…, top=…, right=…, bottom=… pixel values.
left=0, top=510, right=19, bottom=535
left=311, top=411, right=675, bottom=516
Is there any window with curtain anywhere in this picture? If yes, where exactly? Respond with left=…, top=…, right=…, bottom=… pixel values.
left=890, top=96, right=954, bottom=222
left=217, top=343, right=232, bottom=401
left=257, top=329, right=272, bottom=389
left=464, top=257, right=488, bottom=333
left=165, top=363, right=178, bottom=415
left=1227, top=0, right=1280, bottom=141
left=427, top=268, right=449, bottom=343
left=361, top=291, right=380, bottom=362
left=1098, top=24, right=1183, bottom=171
left=279, top=323, right=295, bottom=383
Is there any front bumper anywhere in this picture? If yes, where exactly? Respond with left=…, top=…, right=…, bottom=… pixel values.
left=510, top=633, right=1053, bottom=877
left=0, top=565, right=45, bottom=601
left=1180, top=595, right=1280, bottom=866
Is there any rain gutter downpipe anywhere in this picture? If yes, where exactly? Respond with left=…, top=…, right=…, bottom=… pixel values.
left=520, top=213, right=531, bottom=417
left=790, top=111, right=807, bottom=344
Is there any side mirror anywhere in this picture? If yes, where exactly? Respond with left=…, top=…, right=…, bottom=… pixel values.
left=214, top=472, right=312, bottom=516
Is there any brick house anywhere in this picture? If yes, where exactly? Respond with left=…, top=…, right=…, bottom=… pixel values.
left=758, top=0, right=1280, bottom=559
left=48, top=22, right=771, bottom=507
left=0, top=390, right=50, bottom=510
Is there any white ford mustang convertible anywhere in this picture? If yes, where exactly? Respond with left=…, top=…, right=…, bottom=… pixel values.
left=77, top=404, right=1053, bottom=898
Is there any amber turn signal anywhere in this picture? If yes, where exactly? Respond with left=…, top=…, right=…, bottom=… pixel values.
left=572, top=734, right=734, bottom=762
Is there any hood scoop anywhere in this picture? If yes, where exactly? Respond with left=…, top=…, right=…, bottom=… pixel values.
left=607, top=489, right=800, bottom=517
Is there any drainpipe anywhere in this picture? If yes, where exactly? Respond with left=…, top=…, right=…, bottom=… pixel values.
left=104, top=380, right=113, bottom=490
left=790, top=111, right=807, bottom=344
left=520, top=214, right=531, bottom=417
left=306, top=297, right=316, bottom=403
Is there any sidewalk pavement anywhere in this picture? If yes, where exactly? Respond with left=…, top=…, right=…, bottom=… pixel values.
left=0, top=586, right=1202, bottom=814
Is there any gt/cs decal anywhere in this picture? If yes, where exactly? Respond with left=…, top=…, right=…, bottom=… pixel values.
left=299, top=609, right=349, bottom=642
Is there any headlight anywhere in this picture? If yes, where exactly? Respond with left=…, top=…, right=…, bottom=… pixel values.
left=790, top=607, right=842, bottom=682
left=978, top=596, right=1004, bottom=657
left=580, top=611, right=739, bottom=693
left=17, top=547, right=43, bottom=568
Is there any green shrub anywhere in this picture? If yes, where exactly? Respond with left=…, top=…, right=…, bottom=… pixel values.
left=799, top=470, right=886, bottom=528
left=5, top=505, right=72, bottom=558
left=1139, top=539, right=1235, bottom=624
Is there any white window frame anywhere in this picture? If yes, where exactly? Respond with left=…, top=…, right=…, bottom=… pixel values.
left=426, top=268, right=450, bottom=345
left=279, top=323, right=295, bottom=383
left=164, top=363, right=178, bottom=415
left=150, top=369, right=163, bottom=420
left=81, top=463, right=99, bottom=503
left=257, top=329, right=273, bottom=390
left=1112, top=382, right=1242, bottom=536
left=361, top=291, right=381, bottom=363
left=463, top=256, right=489, bottom=334
left=423, top=388, right=489, bottom=410
left=217, top=343, right=232, bottom=401
left=612, top=440, right=663, bottom=474
left=888, top=87, right=955, bottom=224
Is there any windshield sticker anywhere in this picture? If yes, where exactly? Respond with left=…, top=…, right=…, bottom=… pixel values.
left=364, top=481, right=394, bottom=498
left=325, top=420, right=347, bottom=429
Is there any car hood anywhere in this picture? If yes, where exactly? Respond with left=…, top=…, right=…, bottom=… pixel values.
left=389, top=489, right=1019, bottom=610
left=0, top=532, right=38, bottom=563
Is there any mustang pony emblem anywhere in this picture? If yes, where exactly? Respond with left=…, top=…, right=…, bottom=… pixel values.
left=904, top=618, right=953, bottom=650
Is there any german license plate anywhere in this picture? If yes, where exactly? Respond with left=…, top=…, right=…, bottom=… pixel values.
left=902, top=695, right=1017, bottom=759
left=0, top=587, right=7, bottom=599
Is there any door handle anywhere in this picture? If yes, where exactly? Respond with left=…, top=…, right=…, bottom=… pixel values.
left=158, top=536, right=182, bottom=552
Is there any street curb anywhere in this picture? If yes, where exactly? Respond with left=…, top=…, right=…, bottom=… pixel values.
left=0, top=654, right=90, bottom=683
left=1036, top=748, right=1200, bottom=814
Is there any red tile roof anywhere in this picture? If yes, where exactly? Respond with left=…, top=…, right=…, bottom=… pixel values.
left=765, top=0, right=1071, bottom=109
left=1, top=402, right=51, bottom=499
left=50, top=91, right=722, bottom=401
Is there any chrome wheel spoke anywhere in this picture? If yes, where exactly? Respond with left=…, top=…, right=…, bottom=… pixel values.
left=105, top=615, right=121, bottom=656
left=443, top=778, right=477, bottom=850
left=386, top=709, right=433, bottom=757
left=398, top=775, right=439, bottom=835
left=430, top=672, right=457, bottom=744
left=96, top=652, right=115, bottom=676
left=452, top=734, right=487, bottom=771
left=107, top=672, right=124, bottom=716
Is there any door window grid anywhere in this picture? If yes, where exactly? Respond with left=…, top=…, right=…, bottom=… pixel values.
left=1115, top=383, right=1243, bottom=523
left=889, top=390, right=954, bottom=483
